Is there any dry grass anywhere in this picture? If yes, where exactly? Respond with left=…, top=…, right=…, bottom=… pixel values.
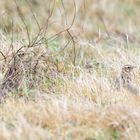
left=0, top=0, right=140, bottom=140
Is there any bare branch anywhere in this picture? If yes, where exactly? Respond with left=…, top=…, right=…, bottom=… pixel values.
left=67, top=29, right=76, bottom=65
left=25, top=0, right=41, bottom=31
left=30, top=0, right=56, bottom=47
left=14, top=0, right=31, bottom=47
left=0, top=51, right=6, bottom=63
left=36, top=0, right=76, bottom=46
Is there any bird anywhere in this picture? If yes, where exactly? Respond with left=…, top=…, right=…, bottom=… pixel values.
left=0, top=51, right=25, bottom=102
left=113, top=64, right=136, bottom=92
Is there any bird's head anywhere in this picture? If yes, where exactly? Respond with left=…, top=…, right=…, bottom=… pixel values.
left=122, top=64, right=136, bottom=73
left=13, top=51, right=26, bottom=59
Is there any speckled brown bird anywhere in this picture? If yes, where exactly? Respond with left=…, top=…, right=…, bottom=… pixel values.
left=0, top=52, right=25, bottom=101
left=114, top=64, right=136, bottom=91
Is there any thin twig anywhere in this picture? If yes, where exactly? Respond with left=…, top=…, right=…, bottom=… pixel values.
left=14, top=0, right=31, bottom=47
left=0, top=51, right=6, bottom=63
left=67, top=29, right=76, bottom=65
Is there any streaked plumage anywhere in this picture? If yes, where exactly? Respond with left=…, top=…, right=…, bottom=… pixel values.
left=0, top=52, right=25, bottom=101
left=114, top=65, right=135, bottom=90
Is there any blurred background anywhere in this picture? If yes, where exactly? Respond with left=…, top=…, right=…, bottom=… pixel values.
left=1, top=0, right=140, bottom=40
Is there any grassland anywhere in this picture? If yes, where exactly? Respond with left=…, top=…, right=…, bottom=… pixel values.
left=0, top=0, right=140, bottom=140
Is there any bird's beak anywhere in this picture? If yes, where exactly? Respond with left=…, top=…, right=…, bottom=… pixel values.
left=131, top=66, right=136, bottom=69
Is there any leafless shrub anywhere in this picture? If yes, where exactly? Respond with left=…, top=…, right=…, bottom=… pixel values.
left=0, top=0, right=77, bottom=100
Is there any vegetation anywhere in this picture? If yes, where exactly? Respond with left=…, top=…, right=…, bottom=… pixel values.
left=0, top=0, right=140, bottom=139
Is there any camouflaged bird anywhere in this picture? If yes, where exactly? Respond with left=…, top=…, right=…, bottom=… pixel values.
left=114, top=64, right=137, bottom=92
left=0, top=52, right=25, bottom=101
